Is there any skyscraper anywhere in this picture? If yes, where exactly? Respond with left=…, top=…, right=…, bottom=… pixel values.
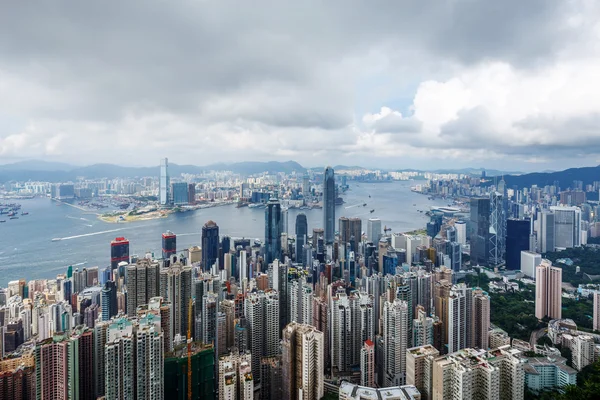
left=162, top=231, right=177, bottom=260
left=160, top=157, right=170, bottom=206
left=264, top=198, right=282, bottom=264
left=171, top=182, right=189, bottom=205
left=125, top=260, right=160, bottom=316
left=593, top=291, right=600, bottom=332
left=245, top=290, right=280, bottom=383
left=538, top=210, right=555, bottom=253
left=360, top=340, right=375, bottom=388
left=469, top=197, right=490, bottom=266
left=470, top=288, right=490, bottom=350
left=489, top=192, right=506, bottom=266
left=367, top=218, right=382, bottom=243
left=406, top=344, right=439, bottom=400
left=163, top=262, right=192, bottom=337
left=339, top=217, right=362, bottom=254
left=383, top=299, right=409, bottom=386
left=302, top=173, right=311, bottom=199
left=535, top=260, right=562, bottom=320
left=323, top=167, right=335, bottom=245
left=282, top=322, right=324, bottom=400
left=110, top=237, right=130, bottom=270
left=202, top=220, right=220, bottom=271
left=295, top=213, right=308, bottom=265
left=506, top=219, right=530, bottom=270
left=550, top=206, right=582, bottom=249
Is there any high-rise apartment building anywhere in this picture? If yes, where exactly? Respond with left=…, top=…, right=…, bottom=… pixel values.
left=265, top=198, right=282, bottom=265
left=413, top=305, right=434, bottom=348
left=339, top=382, right=421, bottom=400
left=295, top=213, right=308, bottom=265
left=218, top=352, right=253, bottom=400
left=360, top=340, right=375, bottom=388
left=323, top=167, right=335, bottom=245
left=160, top=157, right=170, bottom=205
left=383, top=299, right=409, bottom=386
left=470, top=197, right=490, bottom=266
left=593, top=291, right=600, bottom=332
left=125, top=259, right=160, bottom=317
left=281, top=322, right=324, bottom=400
left=162, top=262, right=192, bottom=337
left=202, top=220, right=220, bottom=271
left=535, top=260, right=562, bottom=320
left=470, top=288, right=490, bottom=350
left=572, top=335, right=596, bottom=371
left=406, top=344, right=439, bottom=400
left=289, top=277, right=313, bottom=326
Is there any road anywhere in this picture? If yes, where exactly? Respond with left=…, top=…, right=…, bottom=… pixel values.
left=530, top=327, right=547, bottom=348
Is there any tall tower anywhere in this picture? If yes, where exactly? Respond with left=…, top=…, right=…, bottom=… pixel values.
left=162, top=231, right=177, bottom=260
left=339, top=217, right=362, bottom=254
left=264, top=198, right=282, bottom=265
left=295, top=213, right=308, bottom=265
left=469, top=197, right=490, bottom=267
left=367, top=218, right=382, bottom=243
left=282, top=322, right=324, bottom=400
left=163, top=262, right=192, bottom=337
left=383, top=299, right=409, bottom=386
left=302, top=173, right=311, bottom=199
left=159, top=157, right=170, bottom=205
left=470, top=288, right=490, bottom=350
left=593, top=291, right=600, bottom=332
left=202, top=220, right=220, bottom=271
left=323, top=167, right=335, bottom=245
left=360, top=340, right=375, bottom=388
left=489, top=191, right=506, bottom=266
left=535, top=260, right=562, bottom=320
left=110, top=237, right=130, bottom=270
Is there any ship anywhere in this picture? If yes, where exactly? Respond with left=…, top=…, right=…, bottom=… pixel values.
left=10, top=216, right=18, bottom=220
left=370, top=209, right=375, bottom=213
left=363, top=203, right=367, bottom=206
left=7, top=211, right=15, bottom=217
left=0, top=220, right=5, bottom=223
left=21, top=212, right=28, bottom=215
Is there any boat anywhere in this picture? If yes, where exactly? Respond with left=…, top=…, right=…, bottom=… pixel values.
left=363, top=203, right=367, bottom=206
left=7, top=211, right=15, bottom=217
left=10, top=216, right=18, bottom=220
left=0, top=220, right=5, bottom=223
left=370, top=209, right=375, bottom=213
left=21, top=212, right=28, bottom=215
left=52, top=238, right=61, bottom=242
left=368, top=195, right=371, bottom=198
left=413, top=204, right=416, bottom=206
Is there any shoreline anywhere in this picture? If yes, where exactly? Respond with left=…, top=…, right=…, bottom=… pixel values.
left=98, top=201, right=235, bottom=224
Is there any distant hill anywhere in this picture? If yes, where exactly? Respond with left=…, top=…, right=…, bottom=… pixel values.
left=0, top=160, right=306, bottom=182
left=493, top=165, right=600, bottom=189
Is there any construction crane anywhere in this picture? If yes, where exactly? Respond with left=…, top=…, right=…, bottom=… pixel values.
left=384, top=225, right=392, bottom=234
left=187, top=297, right=193, bottom=400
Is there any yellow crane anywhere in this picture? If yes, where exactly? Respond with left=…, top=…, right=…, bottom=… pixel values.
left=187, top=297, right=193, bottom=400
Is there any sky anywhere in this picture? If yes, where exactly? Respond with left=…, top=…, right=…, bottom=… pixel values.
left=0, top=1, right=599, bottom=172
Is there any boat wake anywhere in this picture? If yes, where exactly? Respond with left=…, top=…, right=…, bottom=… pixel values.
left=53, top=228, right=126, bottom=241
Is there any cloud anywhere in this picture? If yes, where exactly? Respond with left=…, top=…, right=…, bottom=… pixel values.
left=0, top=0, right=598, bottom=171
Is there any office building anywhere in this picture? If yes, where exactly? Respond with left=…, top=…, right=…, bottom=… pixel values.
left=537, top=211, right=555, bottom=253
left=110, top=237, right=129, bottom=270
left=340, top=217, right=362, bottom=254
left=171, top=182, right=189, bottom=205
left=535, top=260, right=562, bottom=320
left=160, top=158, right=170, bottom=205
left=339, top=382, right=421, bottom=400
left=302, top=173, right=311, bottom=198
left=383, top=299, right=409, bottom=386
left=470, top=197, right=490, bottom=266
left=188, top=183, right=196, bottom=204
left=162, top=231, right=177, bottom=260
left=489, top=192, right=506, bottom=266
left=264, top=198, right=282, bottom=265
left=101, top=281, right=117, bottom=321
left=202, top=220, right=220, bottom=271
left=550, top=206, right=582, bottom=249
left=506, top=219, right=530, bottom=270
left=367, top=218, right=382, bottom=243
left=323, top=166, right=335, bottom=244
left=295, top=213, right=308, bottom=265
left=454, top=221, right=467, bottom=246
left=406, top=344, right=439, bottom=400
left=281, top=322, right=324, bottom=400
left=520, top=251, right=542, bottom=279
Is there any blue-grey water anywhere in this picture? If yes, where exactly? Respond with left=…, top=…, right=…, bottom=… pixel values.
left=0, top=181, right=448, bottom=286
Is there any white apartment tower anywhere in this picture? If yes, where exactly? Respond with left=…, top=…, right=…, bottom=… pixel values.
left=383, top=299, right=409, bottom=386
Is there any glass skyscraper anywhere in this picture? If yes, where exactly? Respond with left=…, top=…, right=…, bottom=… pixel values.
left=202, top=220, right=219, bottom=271
left=265, top=197, right=282, bottom=264
left=469, top=197, right=490, bottom=266
left=159, top=157, right=170, bottom=205
left=295, top=213, right=308, bottom=264
left=323, top=166, right=335, bottom=245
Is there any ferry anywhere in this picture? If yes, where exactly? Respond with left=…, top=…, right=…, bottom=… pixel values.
left=363, top=203, right=367, bottom=206
left=21, top=212, right=28, bottom=216
left=0, top=220, right=5, bottom=223
left=9, top=216, right=18, bottom=220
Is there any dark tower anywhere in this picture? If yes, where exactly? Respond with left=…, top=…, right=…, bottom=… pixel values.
left=202, top=221, right=219, bottom=271
left=110, top=237, right=129, bottom=270
left=323, top=166, right=335, bottom=245
left=469, top=198, right=490, bottom=267
left=162, top=231, right=177, bottom=260
left=506, top=218, right=531, bottom=270
left=265, top=198, right=282, bottom=264
left=295, top=213, right=308, bottom=265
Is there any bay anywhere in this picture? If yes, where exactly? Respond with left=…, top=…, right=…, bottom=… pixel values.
left=0, top=181, right=448, bottom=286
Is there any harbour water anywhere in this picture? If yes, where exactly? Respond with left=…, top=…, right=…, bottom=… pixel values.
left=0, top=181, right=448, bottom=286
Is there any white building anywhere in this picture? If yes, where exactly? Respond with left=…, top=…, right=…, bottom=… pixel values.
left=367, top=218, right=382, bottom=243
left=593, top=291, right=600, bottom=332
left=406, top=344, right=439, bottom=400
left=572, top=335, right=596, bottom=371
left=339, top=382, right=421, bottom=400
left=520, top=251, right=542, bottom=280
left=383, top=299, right=409, bottom=386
